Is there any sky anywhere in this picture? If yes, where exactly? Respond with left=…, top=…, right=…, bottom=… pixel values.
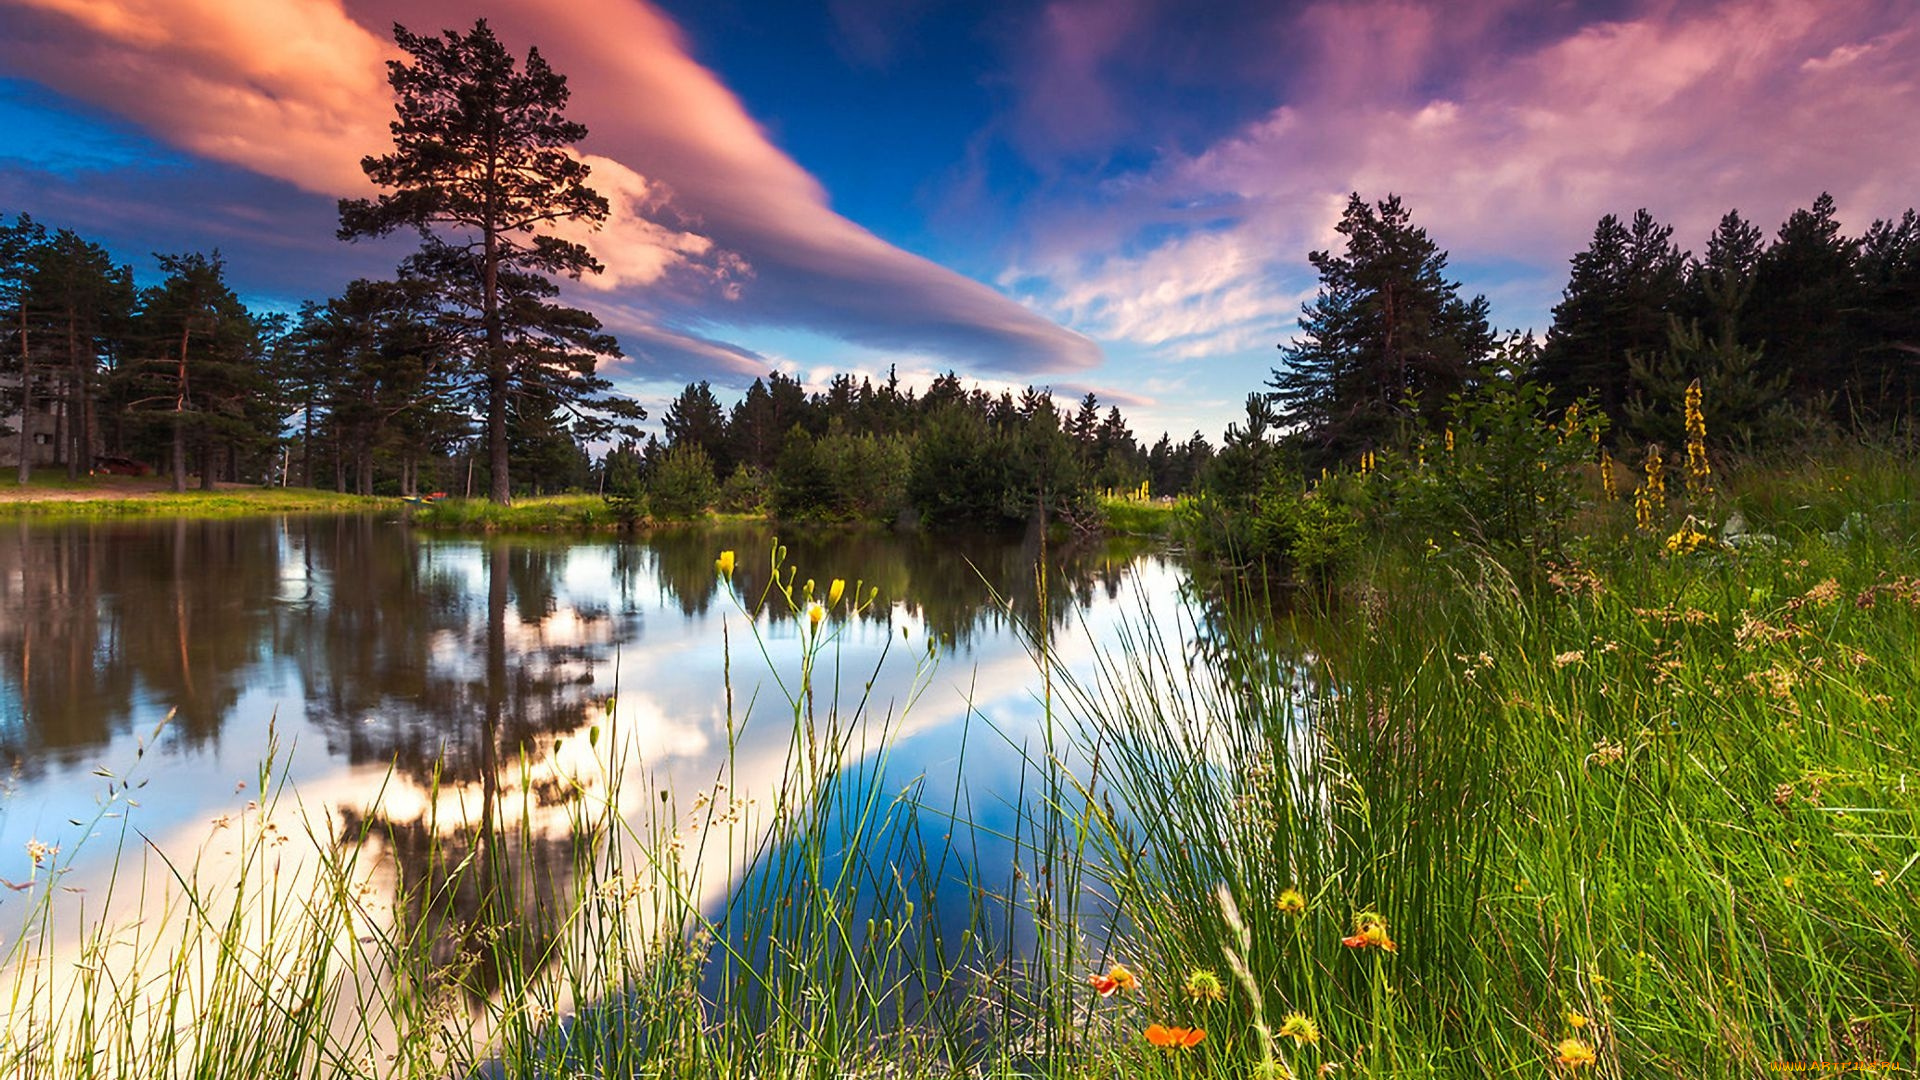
left=1, top=0, right=1916, bottom=444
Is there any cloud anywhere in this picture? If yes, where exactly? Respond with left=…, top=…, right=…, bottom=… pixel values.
left=0, top=0, right=1097, bottom=381
left=1015, top=0, right=1920, bottom=350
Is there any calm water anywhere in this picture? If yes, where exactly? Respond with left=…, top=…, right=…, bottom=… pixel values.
left=0, top=516, right=1193, bottom=974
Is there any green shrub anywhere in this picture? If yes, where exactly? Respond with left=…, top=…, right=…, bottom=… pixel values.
left=774, top=427, right=910, bottom=523
left=1385, top=366, right=1605, bottom=566
left=647, top=444, right=717, bottom=520
left=717, top=463, right=773, bottom=514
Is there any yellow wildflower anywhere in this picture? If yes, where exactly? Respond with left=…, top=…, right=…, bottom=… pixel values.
left=1342, top=911, right=1397, bottom=952
left=1555, top=1037, right=1596, bottom=1068
left=1566, top=1010, right=1589, bottom=1029
left=1684, top=379, right=1711, bottom=499
left=1183, top=968, right=1226, bottom=1003
left=807, top=602, right=825, bottom=629
left=1276, top=887, right=1307, bottom=914
left=1278, top=1011, right=1320, bottom=1045
left=828, top=578, right=845, bottom=607
left=715, top=550, right=735, bottom=577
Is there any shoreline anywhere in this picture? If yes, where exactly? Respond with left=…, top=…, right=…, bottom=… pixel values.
left=0, top=480, right=1181, bottom=539
left=0, top=478, right=398, bottom=517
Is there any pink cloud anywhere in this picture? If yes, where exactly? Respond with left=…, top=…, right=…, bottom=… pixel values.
left=1020, top=0, right=1920, bottom=354
left=1006, top=0, right=1144, bottom=160
left=0, top=0, right=1097, bottom=376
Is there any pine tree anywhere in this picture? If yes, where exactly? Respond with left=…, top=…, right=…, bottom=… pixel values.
left=0, top=215, right=46, bottom=479
left=27, top=229, right=135, bottom=477
left=1536, top=209, right=1688, bottom=419
left=123, top=253, right=270, bottom=491
left=1271, top=193, right=1494, bottom=464
left=1852, top=209, right=1920, bottom=421
left=662, top=380, right=729, bottom=476
left=338, top=19, right=638, bottom=502
left=1748, top=193, right=1861, bottom=412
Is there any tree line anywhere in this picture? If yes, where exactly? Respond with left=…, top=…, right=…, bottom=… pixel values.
left=615, top=370, right=1216, bottom=529
left=1272, top=191, right=1920, bottom=471
left=2, top=19, right=641, bottom=499
left=8, top=18, right=1913, bottom=516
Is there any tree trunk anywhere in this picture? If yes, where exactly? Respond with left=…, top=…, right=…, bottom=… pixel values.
left=170, top=416, right=186, bottom=492
left=200, top=437, right=216, bottom=491
left=73, top=313, right=95, bottom=477
left=172, top=320, right=191, bottom=492
left=16, top=306, right=31, bottom=484
left=301, top=393, right=314, bottom=488
left=51, top=369, right=65, bottom=469
left=485, top=221, right=511, bottom=504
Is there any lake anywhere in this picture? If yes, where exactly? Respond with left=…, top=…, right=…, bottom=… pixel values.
left=0, top=514, right=1200, bottom=1060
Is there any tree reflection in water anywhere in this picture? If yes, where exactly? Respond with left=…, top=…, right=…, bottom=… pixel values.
left=0, top=515, right=1182, bottom=1027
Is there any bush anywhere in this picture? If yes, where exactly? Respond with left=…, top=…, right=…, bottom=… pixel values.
left=647, top=444, right=717, bottom=520
left=1178, top=481, right=1362, bottom=593
left=774, top=427, right=911, bottom=523
left=1385, top=367, right=1604, bottom=565
left=718, top=464, right=773, bottom=514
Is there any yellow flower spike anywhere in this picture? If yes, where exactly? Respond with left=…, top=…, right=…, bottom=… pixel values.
left=807, top=602, right=825, bottom=630
left=715, top=550, right=735, bottom=578
left=828, top=579, right=845, bottom=607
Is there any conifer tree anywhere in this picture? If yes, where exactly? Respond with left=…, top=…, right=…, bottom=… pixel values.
left=1271, top=193, right=1493, bottom=465
left=339, top=19, right=639, bottom=502
left=1748, top=193, right=1861, bottom=411
left=1536, top=209, right=1688, bottom=418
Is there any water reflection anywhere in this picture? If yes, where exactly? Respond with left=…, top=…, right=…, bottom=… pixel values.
left=0, top=516, right=1188, bottom=1026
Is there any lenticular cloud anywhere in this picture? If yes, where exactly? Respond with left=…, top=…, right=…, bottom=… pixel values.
left=0, top=0, right=1099, bottom=377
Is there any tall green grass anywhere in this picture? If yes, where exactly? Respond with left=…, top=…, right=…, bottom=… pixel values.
left=1042, top=453, right=1920, bottom=1077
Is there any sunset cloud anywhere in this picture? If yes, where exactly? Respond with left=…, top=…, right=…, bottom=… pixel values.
left=4, top=0, right=1913, bottom=440
left=0, top=0, right=1098, bottom=380
left=1016, top=0, right=1920, bottom=357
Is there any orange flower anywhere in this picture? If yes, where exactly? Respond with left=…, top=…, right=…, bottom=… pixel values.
left=1341, top=912, right=1397, bottom=953
left=1145, top=1024, right=1206, bottom=1049
left=1088, top=963, right=1137, bottom=997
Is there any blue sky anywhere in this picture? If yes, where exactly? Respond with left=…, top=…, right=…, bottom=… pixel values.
left=2, top=0, right=1916, bottom=443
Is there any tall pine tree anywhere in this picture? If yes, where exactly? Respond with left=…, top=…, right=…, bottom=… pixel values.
left=1535, top=209, right=1688, bottom=419
left=339, top=19, right=639, bottom=503
left=1748, top=193, right=1861, bottom=413
left=1271, top=193, right=1493, bottom=464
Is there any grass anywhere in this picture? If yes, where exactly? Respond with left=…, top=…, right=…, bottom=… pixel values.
left=3, top=454, right=1917, bottom=1077
left=1098, top=495, right=1183, bottom=538
left=409, top=493, right=625, bottom=531
left=1042, top=450, right=1920, bottom=1077
left=0, top=478, right=394, bottom=519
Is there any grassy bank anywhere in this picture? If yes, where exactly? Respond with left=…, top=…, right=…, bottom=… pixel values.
left=1053, top=450, right=1920, bottom=1077
left=1098, top=494, right=1183, bottom=537
left=0, top=477, right=395, bottom=519
left=416, top=494, right=1190, bottom=542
